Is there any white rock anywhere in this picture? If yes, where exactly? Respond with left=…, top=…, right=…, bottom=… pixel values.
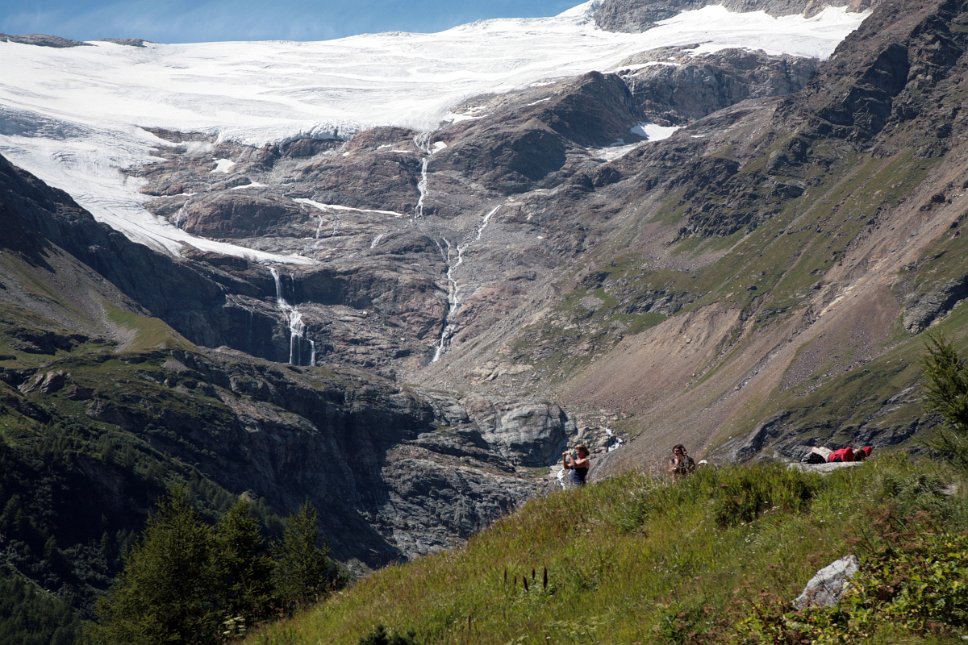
left=793, top=555, right=860, bottom=610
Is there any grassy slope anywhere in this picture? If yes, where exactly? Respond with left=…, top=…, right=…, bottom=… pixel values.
left=249, top=454, right=968, bottom=644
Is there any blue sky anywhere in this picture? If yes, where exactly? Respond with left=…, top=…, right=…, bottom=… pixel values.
left=0, top=0, right=582, bottom=43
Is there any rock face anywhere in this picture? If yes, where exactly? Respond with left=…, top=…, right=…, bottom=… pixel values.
left=476, top=401, right=577, bottom=467
left=434, top=71, right=643, bottom=194
left=1, top=150, right=583, bottom=572
left=902, top=275, right=968, bottom=332
left=0, top=33, right=90, bottom=47
left=621, top=49, right=820, bottom=124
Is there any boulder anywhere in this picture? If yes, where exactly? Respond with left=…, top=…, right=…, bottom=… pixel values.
left=793, top=555, right=860, bottom=609
left=484, top=402, right=576, bottom=467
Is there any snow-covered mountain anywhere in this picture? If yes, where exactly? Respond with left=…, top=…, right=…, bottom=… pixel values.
left=4, top=0, right=968, bottom=626
left=1, top=3, right=867, bottom=257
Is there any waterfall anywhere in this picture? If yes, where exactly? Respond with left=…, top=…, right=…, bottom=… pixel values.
left=172, top=196, right=191, bottom=228
left=268, top=266, right=314, bottom=366
left=415, top=157, right=429, bottom=218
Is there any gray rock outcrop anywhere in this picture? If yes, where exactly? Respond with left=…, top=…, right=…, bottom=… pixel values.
left=794, top=555, right=860, bottom=609
left=0, top=33, right=90, bottom=47
left=902, top=275, right=968, bottom=332
left=484, top=402, right=576, bottom=467
left=621, top=49, right=820, bottom=123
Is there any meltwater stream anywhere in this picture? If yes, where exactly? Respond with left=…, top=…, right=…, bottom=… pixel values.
left=431, top=205, right=501, bottom=363
left=414, top=132, right=432, bottom=219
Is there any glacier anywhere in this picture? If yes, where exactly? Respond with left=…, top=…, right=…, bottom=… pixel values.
left=0, top=2, right=869, bottom=260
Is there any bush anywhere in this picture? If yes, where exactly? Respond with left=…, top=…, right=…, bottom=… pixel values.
left=358, top=623, right=419, bottom=645
left=736, top=531, right=968, bottom=642
left=712, top=465, right=818, bottom=528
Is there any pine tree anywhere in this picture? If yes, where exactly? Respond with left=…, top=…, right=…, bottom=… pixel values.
left=87, top=488, right=220, bottom=644
left=923, top=334, right=968, bottom=469
left=271, top=501, right=336, bottom=613
left=213, top=499, right=273, bottom=634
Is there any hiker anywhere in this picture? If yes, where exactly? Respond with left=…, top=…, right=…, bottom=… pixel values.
left=668, top=444, right=696, bottom=479
left=828, top=445, right=873, bottom=462
left=801, top=444, right=873, bottom=464
left=827, top=447, right=855, bottom=462
left=562, top=444, right=590, bottom=486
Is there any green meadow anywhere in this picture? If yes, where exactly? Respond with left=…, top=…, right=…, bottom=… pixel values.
left=250, top=455, right=968, bottom=644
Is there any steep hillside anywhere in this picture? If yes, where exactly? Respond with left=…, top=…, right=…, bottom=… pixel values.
left=448, top=0, right=968, bottom=471
left=0, top=153, right=581, bottom=617
left=249, top=455, right=968, bottom=644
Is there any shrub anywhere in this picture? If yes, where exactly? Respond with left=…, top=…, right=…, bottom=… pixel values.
left=358, top=623, right=419, bottom=645
left=736, top=530, right=968, bottom=642
left=711, top=465, right=819, bottom=528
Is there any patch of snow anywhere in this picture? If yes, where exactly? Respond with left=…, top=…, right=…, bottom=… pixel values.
left=181, top=141, right=214, bottom=154
left=590, top=141, right=641, bottom=161
left=210, top=158, right=236, bottom=173
left=432, top=141, right=447, bottom=153
left=557, top=1, right=601, bottom=21
left=631, top=122, right=681, bottom=141
left=619, top=61, right=680, bottom=72
left=669, top=6, right=865, bottom=58
left=230, top=181, right=265, bottom=189
left=294, top=197, right=404, bottom=219
left=445, top=112, right=486, bottom=123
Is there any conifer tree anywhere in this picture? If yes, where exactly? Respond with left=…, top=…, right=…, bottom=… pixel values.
left=271, top=501, right=336, bottom=613
left=214, top=499, right=273, bottom=632
left=923, top=334, right=968, bottom=469
left=88, top=488, right=219, bottom=644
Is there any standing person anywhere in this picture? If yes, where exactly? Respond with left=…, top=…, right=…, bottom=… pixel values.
left=562, top=444, right=591, bottom=487
left=668, top=444, right=696, bottom=479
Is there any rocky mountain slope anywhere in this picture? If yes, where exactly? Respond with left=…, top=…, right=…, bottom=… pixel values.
left=1, top=0, right=966, bottom=624
left=539, top=0, right=968, bottom=468
left=0, top=152, right=587, bottom=611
